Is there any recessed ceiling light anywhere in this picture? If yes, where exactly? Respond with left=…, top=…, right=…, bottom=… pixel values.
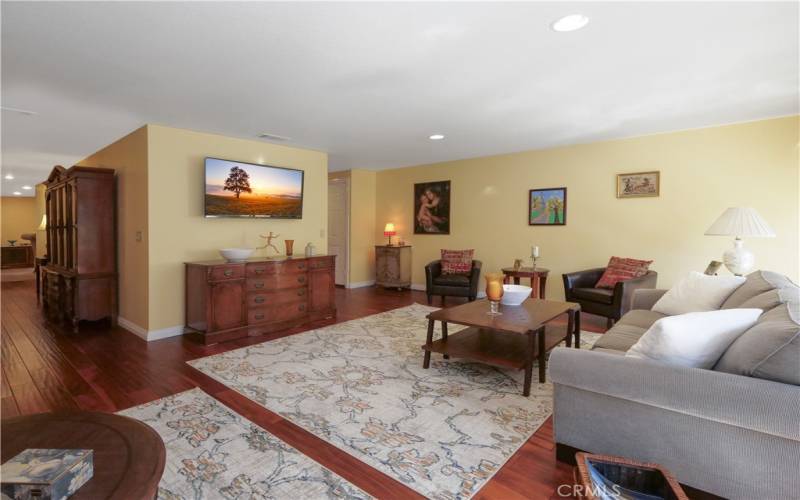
left=22, top=185, right=32, bottom=190
left=13, top=191, right=22, bottom=195
left=551, top=14, right=589, bottom=32
left=4, top=174, right=14, bottom=180
left=429, top=134, right=445, bottom=140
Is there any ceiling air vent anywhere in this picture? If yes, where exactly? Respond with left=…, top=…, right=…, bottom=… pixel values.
left=258, top=132, right=291, bottom=141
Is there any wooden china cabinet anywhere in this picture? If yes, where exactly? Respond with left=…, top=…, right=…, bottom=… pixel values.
left=185, top=255, right=336, bottom=344
left=42, top=165, right=117, bottom=332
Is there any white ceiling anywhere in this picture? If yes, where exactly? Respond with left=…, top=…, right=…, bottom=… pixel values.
left=2, top=2, right=798, bottom=197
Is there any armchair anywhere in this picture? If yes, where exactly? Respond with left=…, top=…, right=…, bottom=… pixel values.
left=563, top=268, right=657, bottom=327
left=425, top=260, right=482, bottom=305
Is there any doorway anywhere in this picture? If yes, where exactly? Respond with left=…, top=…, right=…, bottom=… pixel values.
left=328, top=176, right=349, bottom=286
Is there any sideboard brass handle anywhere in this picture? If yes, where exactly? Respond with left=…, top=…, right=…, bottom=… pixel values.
left=298, top=276, right=306, bottom=284
left=254, top=313, right=264, bottom=320
left=254, top=282, right=264, bottom=289
left=298, top=263, right=306, bottom=270
left=254, top=296, right=265, bottom=304
left=254, top=268, right=264, bottom=274
left=297, top=289, right=305, bottom=296
left=223, top=269, right=233, bottom=277
left=299, top=304, right=306, bottom=312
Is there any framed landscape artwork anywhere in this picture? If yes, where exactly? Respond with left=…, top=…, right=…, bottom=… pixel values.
left=529, top=187, right=566, bottom=225
left=414, top=180, right=450, bottom=234
left=617, top=171, right=660, bottom=198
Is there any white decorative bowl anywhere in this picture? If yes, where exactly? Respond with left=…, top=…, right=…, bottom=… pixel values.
left=219, top=248, right=255, bottom=262
left=501, top=284, right=532, bottom=306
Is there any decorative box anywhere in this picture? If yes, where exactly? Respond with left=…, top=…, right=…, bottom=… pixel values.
left=1, top=449, right=93, bottom=500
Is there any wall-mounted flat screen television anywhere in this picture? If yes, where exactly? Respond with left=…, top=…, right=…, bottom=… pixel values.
left=204, top=157, right=304, bottom=218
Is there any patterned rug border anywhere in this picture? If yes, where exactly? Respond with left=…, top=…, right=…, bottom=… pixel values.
left=187, top=303, right=599, bottom=499
left=120, top=386, right=373, bottom=499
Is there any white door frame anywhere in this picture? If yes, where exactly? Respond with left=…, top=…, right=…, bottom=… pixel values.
left=328, top=176, right=350, bottom=287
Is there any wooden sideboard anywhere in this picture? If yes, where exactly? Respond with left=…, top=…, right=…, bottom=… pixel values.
left=185, top=255, right=336, bottom=344
left=1, top=245, right=33, bottom=269
left=375, top=245, right=411, bottom=289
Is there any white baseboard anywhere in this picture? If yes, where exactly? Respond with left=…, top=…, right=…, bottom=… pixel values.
left=117, top=316, right=184, bottom=342
left=147, top=325, right=184, bottom=341
left=410, top=283, right=486, bottom=298
left=346, top=280, right=376, bottom=289
left=117, top=316, right=148, bottom=340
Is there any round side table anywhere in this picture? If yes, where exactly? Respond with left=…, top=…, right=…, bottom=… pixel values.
left=1, top=411, right=166, bottom=499
left=501, top=267, right=550, bottom=299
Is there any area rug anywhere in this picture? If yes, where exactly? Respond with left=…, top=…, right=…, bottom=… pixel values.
left=118, top=388, right=371, bottom=499
left=189, top=303, right=600, bottom=499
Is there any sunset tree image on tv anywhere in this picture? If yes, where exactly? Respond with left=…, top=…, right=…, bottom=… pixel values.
left=205, top=158, right=304, bottom=218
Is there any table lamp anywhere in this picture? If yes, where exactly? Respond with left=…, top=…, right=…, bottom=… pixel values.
left=704, top=207, right=775, bottom=275
left=384, top=223, right=396, bottom=246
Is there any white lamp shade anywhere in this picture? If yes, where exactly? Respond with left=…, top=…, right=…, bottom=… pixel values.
left=704, top=207, right=775, bottom=238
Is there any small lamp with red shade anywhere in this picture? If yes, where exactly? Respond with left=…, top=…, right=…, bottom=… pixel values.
left=383, top=223, right=397, bottom=246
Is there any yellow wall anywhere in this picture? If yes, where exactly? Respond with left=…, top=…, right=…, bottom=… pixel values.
left=146, top=125, right=328, bottom=330
left=349, top=169, right=377, bottom=285
left=374, top=116, right=800, bottom=298
left=79, top=126, right=150, bottom=329
left=1, top=197, right=38, bottom=249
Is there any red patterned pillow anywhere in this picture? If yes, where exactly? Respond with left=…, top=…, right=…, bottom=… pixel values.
left=595, top=257, right=653, bottom=289
left=441, top=249, right=474, bottom=275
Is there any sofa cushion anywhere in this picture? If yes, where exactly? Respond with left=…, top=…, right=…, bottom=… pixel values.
left=591, top=323, right=647, bottom=352
left=739, top=286, right=799, bottom=311
left=595, top=256, right=653, bottom=289
left=721, top=270, right=795, bottom=309
left=572, top=287, right=614, bottom=304
left=617, top=309, right=667, bottom=329
left=715, top=301, right=800, bottom=385
left=433, top=274, right=470, bottom=287
left=652, top=272, right=745, bottom=315
left=626, top=309, right=762, bottom=369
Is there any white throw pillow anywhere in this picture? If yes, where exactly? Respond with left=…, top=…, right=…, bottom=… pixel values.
left=626, top=309, right=762, bottom=368
left=652, top=271, right=746, bottom=315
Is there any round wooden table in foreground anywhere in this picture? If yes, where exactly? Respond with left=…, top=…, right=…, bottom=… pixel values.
left=1, top=411, right=166, bottom=500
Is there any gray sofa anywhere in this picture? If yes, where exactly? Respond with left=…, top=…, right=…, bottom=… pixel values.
left=550, top=270, right=800, bottom=500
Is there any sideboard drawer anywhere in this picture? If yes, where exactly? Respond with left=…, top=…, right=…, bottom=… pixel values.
left=248, top=300, right=307, bottom=324
left=309, top=257, right=334, bottom=270
left=253, top=273, right=309, bottom=290
left=209, top=264, right=245, bottom=281
left=247, top=287, right=308, bottom=307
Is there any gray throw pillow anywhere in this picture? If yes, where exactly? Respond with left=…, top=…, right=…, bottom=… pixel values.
left=739, top=287, right=800, bottom=311
left=714, top=302, right=800, bottom=385
left=721, top=270, right=796, bottom=309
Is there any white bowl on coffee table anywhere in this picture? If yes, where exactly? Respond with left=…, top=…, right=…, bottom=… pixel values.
left=501, top=284, right=532, bottom=306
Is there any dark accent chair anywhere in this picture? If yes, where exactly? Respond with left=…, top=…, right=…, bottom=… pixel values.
left=425, top=260, right=482, bottom=305
left=563, top=268, right=657, bottom=328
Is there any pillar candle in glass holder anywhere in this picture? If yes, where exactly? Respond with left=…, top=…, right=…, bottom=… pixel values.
left=532, top=246, right=540, bottom=258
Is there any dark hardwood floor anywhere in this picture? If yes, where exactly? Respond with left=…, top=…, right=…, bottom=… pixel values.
left=1, top=279, right=608, bottom=499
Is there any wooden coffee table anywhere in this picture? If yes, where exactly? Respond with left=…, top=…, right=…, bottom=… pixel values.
left=1, top=411, right=166, bottom=499
left=422, top=298, right=581, bottom=396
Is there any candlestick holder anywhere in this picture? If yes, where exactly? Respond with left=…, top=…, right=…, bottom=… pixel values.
left=531, top=255, right=539, bottom=270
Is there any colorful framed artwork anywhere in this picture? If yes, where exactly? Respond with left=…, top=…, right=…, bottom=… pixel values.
left=529, top=187, right=566, bottom=225
left=617, top=171, right=660, bottom=198
left=414, top=180, right=450, bottom=234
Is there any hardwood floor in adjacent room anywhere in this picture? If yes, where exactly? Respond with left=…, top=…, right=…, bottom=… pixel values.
left=1, top=279, right=607, bottom=499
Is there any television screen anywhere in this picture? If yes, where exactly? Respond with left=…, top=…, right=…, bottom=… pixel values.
left=204, top=157, right=304, bottom=218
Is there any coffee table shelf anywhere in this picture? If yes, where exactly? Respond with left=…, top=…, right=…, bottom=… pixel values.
left=422, top=326, right=569, bottom=371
